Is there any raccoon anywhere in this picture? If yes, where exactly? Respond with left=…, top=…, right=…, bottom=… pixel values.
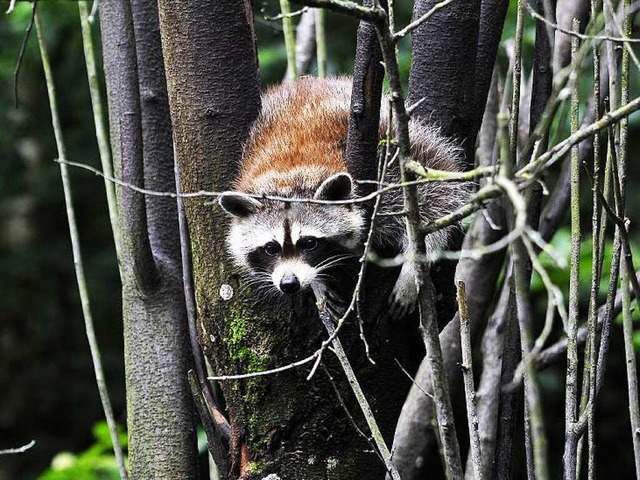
left=218, top=77, right=467, bottom=316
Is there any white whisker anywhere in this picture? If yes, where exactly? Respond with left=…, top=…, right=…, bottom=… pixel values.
left=315, top=254, right=355, bottom=273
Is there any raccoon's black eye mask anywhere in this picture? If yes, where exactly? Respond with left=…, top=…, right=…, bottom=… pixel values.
left=262, top=237, right=319, bottom=258
left=263, top=241, right=281, bottom=256
left=298, top=236, right=318, bottom=251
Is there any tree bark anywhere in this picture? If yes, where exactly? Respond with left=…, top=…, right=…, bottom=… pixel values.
left=346, top=0, right=385, bottom=189
left=158, top=1, right=424, bottom=478
left=473, top=0, right=509, bottom=137
left=99, top=0, right=198, bottom=477
left=407, top=0, right=482, bottom=165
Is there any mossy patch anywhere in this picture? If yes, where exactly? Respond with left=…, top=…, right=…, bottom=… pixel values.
left=225, top=310, right=269, bottom=373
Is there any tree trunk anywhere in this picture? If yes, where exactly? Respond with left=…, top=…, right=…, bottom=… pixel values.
left=158, top=1, right=423, bottom=478
left=407, top=0, right=482, bottom=165
left=99, top=0, right=198, bottom=477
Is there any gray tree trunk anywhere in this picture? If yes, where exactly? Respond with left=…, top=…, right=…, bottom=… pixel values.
left=99, top=0, right=198, bottom=477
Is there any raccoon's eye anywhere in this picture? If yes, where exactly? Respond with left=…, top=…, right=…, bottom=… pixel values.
left=263, top=241, right=281, bottom=256
left=299, top=236, right=318, bottom=251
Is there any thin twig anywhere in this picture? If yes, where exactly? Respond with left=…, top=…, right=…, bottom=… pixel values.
left=604, top=0, right=640, bottom=71
left=394, top=358, right=433, bottom=399
left=524, top=270, right=633, bottom=373
left=563, top=20, right=581, bottom=479
left=371, top=8, right=464, bottom=477
left=505, top=22, right=550, bottom=470
left=621, top=259, right=640, bottom=478
left=88, top=0, right=98, bottom=23
left=393, top=0, right=455, bottom=40
left=457, top=281, right=483, bottom=480
left=5, top=0, right=16, bottom=14
left=265, top=6, right=309, bottom=20
left=525, top=2, right=640, bottom=43
left=78, top=1, right=121, bottom=261
left=519, top=94, right=640, bottom=179
left=318, top=301, right=401, bottom=479
left=0, top=440, right=35, bottom=455
left=355, top=110, right=396, bottom=364
left=187, top=371, right=229, bottom=475
left=618, top=0, right=640, bottom=471
left=321, top=364, right=377, bottom=449
left=580, top=0, right=603, bottom=472
left=510, top=0, right=525, bottom=172
left=292, top=0, right=384, bottom=22
left=58, top=158, right=489, bottom=204
left=13, top=0, right=38, bottom=109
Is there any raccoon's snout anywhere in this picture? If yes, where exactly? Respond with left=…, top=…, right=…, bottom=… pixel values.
left=279, top=273, right=301, bottom=294
left=272, top=263, right=316, bottom=294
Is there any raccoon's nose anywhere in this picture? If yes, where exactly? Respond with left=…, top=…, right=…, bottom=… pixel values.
left=280, top=273, right=300, bottom=294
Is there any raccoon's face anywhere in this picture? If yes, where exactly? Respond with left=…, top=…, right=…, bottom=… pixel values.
left=218, top=173, right=364, bottom=295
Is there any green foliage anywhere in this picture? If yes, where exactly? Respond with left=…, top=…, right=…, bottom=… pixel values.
left=531, top=226, right=640, bottom=298
left=38, top=422, right=127, bottom=480
left=531, top=225, right=640, bottom=351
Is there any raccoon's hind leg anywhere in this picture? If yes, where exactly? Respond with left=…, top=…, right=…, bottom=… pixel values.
left=389, top=236, right=419, bottom=320
left=389, top=259, right=418, bottom=320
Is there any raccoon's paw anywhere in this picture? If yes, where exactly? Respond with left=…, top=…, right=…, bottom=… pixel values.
left=389, top=262, right=418, bottom=321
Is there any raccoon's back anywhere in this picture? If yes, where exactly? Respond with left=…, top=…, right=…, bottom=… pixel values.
left=235, top=77, right=468, bottom=245
left=235, top=77, right=353, bottom=197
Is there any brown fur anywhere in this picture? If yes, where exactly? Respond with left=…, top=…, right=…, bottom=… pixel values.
left=235, top=77, right=463, bottom=194
left=222, top=77, right=469, bottom=310
left=235, top=77, right=351, bottom=195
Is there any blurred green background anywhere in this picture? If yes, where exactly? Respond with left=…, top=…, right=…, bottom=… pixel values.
left=0, top=1, right=639, bottom=479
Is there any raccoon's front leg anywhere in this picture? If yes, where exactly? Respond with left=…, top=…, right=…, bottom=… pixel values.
left=389, top=256, right=419, bottom=320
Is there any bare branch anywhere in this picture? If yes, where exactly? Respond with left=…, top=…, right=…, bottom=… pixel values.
left=58, top=157, right=491, bottom=204
left=318, top=302, right=401, bottom=480
left=78, top=1, right=120, bottom=259
left=280, top=0, right=298, bottom=80
left=292, top=0, right=384, bottom=21
left=526, top=2, right=640, bottom=43
left=457, top=281, right=484, bottom=480
left=393, top=0, right=454, bottom=40
left=0, top=441, right=35, bottom=456
left=519, top=93, right=640, bottom=178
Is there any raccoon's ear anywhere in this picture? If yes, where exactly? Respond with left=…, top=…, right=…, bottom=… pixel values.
left=314, top=172, right=353, bottom=201
left=218, top=192, right=263, bottom=218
